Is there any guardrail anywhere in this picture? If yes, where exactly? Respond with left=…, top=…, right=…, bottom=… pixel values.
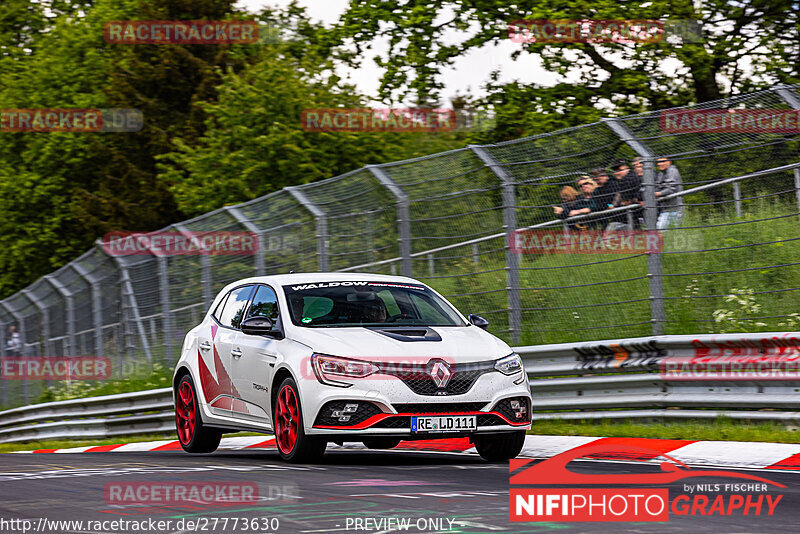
left=521, top=331, right=800, bottom=421
left=0, top=332, right=798, bottom=443
left=0, top=388, right=172, bottom=443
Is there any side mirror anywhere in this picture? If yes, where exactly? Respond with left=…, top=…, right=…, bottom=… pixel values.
left=241, top=316, right=282, bottom=338
left=468, top=314, right=489, bottom=330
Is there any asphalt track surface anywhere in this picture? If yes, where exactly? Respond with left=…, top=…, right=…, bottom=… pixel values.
left=1, top=448, right=799, bottom=534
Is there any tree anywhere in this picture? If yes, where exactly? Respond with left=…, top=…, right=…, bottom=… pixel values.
left=337, top=0, right=799, bottom=139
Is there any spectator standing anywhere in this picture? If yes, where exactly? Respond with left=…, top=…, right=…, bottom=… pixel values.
left=591, top=168, right=619, bottom=211
left=6, top=325, right=21, bottom=356
left=655, top=157, right=684, bottom=229
left=612, top=159, right=642, bottom=228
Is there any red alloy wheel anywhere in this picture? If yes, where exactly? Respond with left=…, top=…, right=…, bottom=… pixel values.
left=176, top=381, right=196, bottom=445
left=276, top=385, right=299, bottom=454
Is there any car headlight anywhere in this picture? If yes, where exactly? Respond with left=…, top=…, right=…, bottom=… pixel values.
left=495, top=353, right=523, bottom=375
left=311, top=353, right=379, bottom=387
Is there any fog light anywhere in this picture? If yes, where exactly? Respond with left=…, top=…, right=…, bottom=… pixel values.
left=344, top=403, right=358, bottom=413
left=510, top=399, right=527, bottom=419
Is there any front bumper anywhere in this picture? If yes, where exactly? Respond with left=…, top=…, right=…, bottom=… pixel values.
left=302, top=368, right=532, bottom=436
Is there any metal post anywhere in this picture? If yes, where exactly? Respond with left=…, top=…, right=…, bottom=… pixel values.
left=173, top=223, right=213, bottom=311
left=157, top=255, right=173, bottom=365
left=732, top=182, right=742, bottom=217
left=287, top=187, right=329, bottom=271
left=367, top=165, right=412, bottom=277
left=22, top=289, right=49, bottom=357
left=472, top=244, right=479, bottom=265
left=224, top=207, right=266, bottom=276
left=795, top=169, right=800, bottom=219
left=602, top=118, right=665, bottom=335
left=0, top=318, right=5, bottom=407
left=428, top=254, right=435, bottom=276
left=45, top=276, right=76, bottom=356
left=110, top=253, right=153, bottom=364
left=71, top=263, right=104, bottom=357
left=469, top=145, right=521, bottom=343
left=774, top=86, right=800, bottom=109
left=775, top=88, right=800, bottom=222
left=643, top=157, right=666, bottom=335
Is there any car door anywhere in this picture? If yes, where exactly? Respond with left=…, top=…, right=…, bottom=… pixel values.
left=207, top=285, right=254, bottom=417
left=231, top=284, right=283, bottom=425
left=196, top=292, right=230, bottom=417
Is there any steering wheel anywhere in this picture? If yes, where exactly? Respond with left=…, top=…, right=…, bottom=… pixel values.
left=385, top=313, right=408, bottom=323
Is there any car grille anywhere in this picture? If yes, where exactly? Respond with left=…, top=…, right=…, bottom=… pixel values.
left=491, top=397, right=531, bottom=423
left=380, top=360, right=496, bottom=396
left=372, top=412, right=512, bottom=429
left=313, top=400, right=383, bottom=427
left=392, top=402, right=488, bottom=413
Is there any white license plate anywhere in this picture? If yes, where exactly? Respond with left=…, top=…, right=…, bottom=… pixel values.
left=411, top=415, right=477, bottom=433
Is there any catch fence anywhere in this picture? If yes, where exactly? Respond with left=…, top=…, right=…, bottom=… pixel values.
left=1, top=85, right=799, bottom=408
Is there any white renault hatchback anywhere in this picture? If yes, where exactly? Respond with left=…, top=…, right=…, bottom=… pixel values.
left=173, top=273, right=531, bottom=462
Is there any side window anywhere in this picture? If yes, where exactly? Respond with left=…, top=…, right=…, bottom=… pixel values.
left=246, top=285, right=279, bottom=321
left=212, top=293, right=230, bottom=322
left=218, top=286, right=254, bottom=329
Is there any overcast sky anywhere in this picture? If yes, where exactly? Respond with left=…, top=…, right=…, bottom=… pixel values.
left=236, top=0, right=556, bottom=106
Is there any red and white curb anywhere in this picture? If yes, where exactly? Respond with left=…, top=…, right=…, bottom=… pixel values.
left=11, top=435, right=800, bottom=471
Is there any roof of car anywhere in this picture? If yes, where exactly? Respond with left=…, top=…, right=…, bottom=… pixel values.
left=231, top=272, right=423, bottom=287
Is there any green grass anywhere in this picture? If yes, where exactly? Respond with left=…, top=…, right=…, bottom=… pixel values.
left=419, top=197, right=800, bottom=345
left=529, top=417, right=800, bottom=444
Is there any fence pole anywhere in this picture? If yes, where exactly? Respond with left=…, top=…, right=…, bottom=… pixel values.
left=0, top=318, right=5, bottom=407
left=110, top=254, right=153, bottom=364
left=367, top=165, right=412, bottom=277
left=22, top=289, right=49, bottom=357
left=224, top=207, right=266, bottom=276
left=469, top=145, right=521, bottom=343
left=71, top=263, right=104, bottom=357
left=157, top=255, right=173, bottom=366
left=602, top=118, right=665, bottom=335
left=732, top=182, right=742, bottom=217
left=774, top=86, right=800, bottom=109
left=287, top=187, right=329, bottom=271
left=795, top=169, right=800, bottom=219
left=44, top=276, right=76, bottom=356
left=775, top=87, right=800, bottom=221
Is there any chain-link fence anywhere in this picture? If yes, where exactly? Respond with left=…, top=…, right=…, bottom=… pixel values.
left=1, top=85, right=799, bottom=409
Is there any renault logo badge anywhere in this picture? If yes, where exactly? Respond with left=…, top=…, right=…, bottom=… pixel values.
left=429, top=359, right=452, bottom=388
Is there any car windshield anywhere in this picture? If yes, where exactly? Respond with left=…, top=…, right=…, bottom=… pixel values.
left=282, top=281, right=466, bottom=327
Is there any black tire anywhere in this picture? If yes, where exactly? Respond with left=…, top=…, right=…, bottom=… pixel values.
left=473, top=431, right=526, bottom=462
left=362, top=438, right=402, bottom=449
left=274, top=377, right=327, bottom=463
left=175, top=374, right=222, bottom=454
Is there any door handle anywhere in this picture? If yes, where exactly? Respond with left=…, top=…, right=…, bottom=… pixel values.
left=231, top=348, right=243, bottom=358
left=199, top=341, right=212, bottom=351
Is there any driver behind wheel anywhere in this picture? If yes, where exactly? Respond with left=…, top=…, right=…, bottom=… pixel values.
left=360, top=299, right=388, bottom=323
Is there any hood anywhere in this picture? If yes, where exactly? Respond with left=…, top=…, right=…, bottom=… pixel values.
left=288, top=325, right=512, bottom=363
